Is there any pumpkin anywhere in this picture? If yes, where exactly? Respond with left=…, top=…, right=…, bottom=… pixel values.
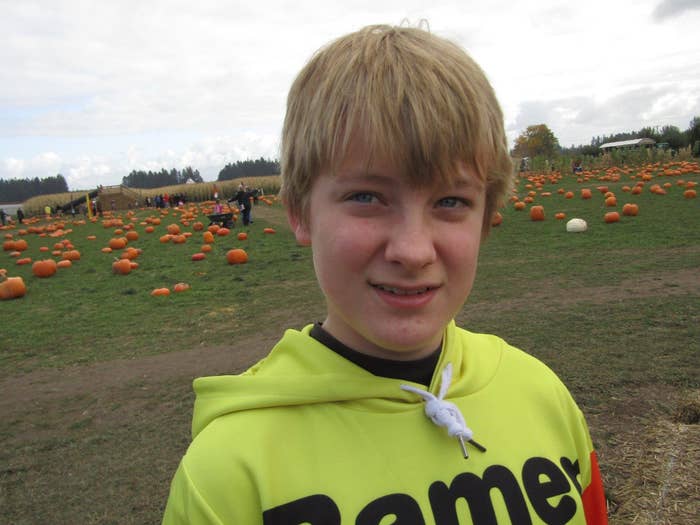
left=145, top=226, right=155, bottom=233
left=684, top=189, right=697, bottom=199
left=87, top=235, right=97, bottom=240
left=192, top=221, right=204, bottom=231
left=125, top=231, right=139, bottom=241
left=121, top=247, right=140, bottom=260
left=109, top=237, right=127, bottom=250
left=490, top=212, right=502, bottom=227
left=203, top=231, right=215, bottom=244
left=151, top=287, right=171, bottom=297
left=554, top=212, right=566, bottom=220
left=263, top=228, right=276, bottom=234
left=173, top=282, right=191, bottom=293
left=605, top=196, right=617, bottom=207
left=207, top=224, right=220, bottom=234
left=529, top=205, right=545, bottom=221
left=514, top=201, right=526, bottom=211
left=622, top=203, right=639, bottom=216
left=101, top=247, right=113, bottom=253
left=216, top=228, right=230, bottom=237
left=2, top=240, right=15, bottom=251
left=32, top=259, right=58, bottom=278
left=580, top=189, right=592, bottom=199
left=13, top=239, right=28, bottom=251
left=172, top=234, right=187, bottom=244
left=604, top=212, right=620, bottom=223
left=62, top=250, right=81, bottom=261
left=0, top=276, right=26, bottom=300
left=237, top=232, right=248, bottom=241
left=112, top=258, right=132, bottom=275
left=191, top=252, right=206, bottom=261
left=566, top=218, right=587, bottom=233
left=226, top=248, right=248, bottom=265
left=57, top=259, right=72, bottom=269
left=16, top=257, right=32, bottom=265
left=564, top=191, right=574, bottom=199
left=167, top=224, right=181, bottom=235
left=201, top=244, right=212, bottom=253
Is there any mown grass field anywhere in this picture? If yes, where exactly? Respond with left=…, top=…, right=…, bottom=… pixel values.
left=1, top=162, right=699, bottom=524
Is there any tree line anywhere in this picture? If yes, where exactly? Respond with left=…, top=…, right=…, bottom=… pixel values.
left=512, top=117, right=700, bottom=160
left=0, top=175, right=69, bottom=204
left=122, top=166, right=203, bottom=189
left=217, top=157, right=280, bottom=181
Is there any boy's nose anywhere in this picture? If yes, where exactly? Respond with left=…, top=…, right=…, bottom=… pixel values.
left=384, top=216, right=437, bottom=270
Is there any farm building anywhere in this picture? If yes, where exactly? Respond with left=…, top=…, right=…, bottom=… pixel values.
left=98, top=185, right=141, bottom=210
left=599, top=137, right=656, bottom=151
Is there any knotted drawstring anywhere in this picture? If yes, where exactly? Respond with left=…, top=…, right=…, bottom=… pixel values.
left=401, top=362, right=486, bottom=459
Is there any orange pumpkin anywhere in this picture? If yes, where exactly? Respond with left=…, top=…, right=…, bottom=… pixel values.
left=684, top=189, right=697, bottom=199
left=57, top=259, right=72, bottom=269
left=32, top=259, right=58, bottom=278
left=203, top=231, right=215, bottom=244
left=622, top=203, right=639, bottom=216
left=191, top=252, right=206, bottom=261
left=0, top=276, right=26, bottom=300
left=125, top=231, right=139, bottom=241
left=151, top=287, right=171, bottom=296
left=581, top=189, right=592, bottom=199
left=13, top=239, right=28, bottom=251
left=490, top=212, right=503, bottom=227
left=167, top=224, right=181, bottom=235
left=529, top=205, right=545, bottom=221
left=554, top=212, right=566, bottom=220
left=112, top=258, right=132, bottom=275
left=201, top=244, right=212, bottom=253
left=16, top=257, right=32, bottom=265
left=109, top=237, right=127, bottom=250
left=173, top=282, right=191, bottom=293
left=604, top=212, right=620, bottom=223
left=514, top=201, right=526, bottom=211
left=263, top=228, right=276, bottom=234
left=226, top=248, right=248, bottom=265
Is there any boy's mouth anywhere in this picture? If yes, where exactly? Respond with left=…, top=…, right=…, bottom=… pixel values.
left=372, top=284, right=436, bottom=296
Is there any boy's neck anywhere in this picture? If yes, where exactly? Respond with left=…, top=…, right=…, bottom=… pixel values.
left=309, top=322, right=441, bottom=386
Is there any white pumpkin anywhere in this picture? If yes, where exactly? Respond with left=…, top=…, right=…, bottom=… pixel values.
left=566, top=218, right=588, bottom=233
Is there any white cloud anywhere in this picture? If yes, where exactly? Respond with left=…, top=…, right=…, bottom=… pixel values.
left=1, top=0, right=700, bottom=190
left=652, top=0, right=700, bottom=20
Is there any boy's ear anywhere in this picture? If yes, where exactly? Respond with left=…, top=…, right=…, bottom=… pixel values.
left=286, top=209, right=312, bottom=246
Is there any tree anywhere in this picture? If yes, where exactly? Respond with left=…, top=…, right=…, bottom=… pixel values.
left=659, top=125, right=685, bottom=149
left=511, top=124, right=561, bottom=159
left=686, top=116, right=700, bottom=155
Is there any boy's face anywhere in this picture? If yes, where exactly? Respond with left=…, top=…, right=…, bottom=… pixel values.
left=288, top=140, right=486, bottom=361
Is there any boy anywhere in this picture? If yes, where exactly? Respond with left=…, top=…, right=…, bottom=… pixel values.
left=163, top=24, right=607, bottom=524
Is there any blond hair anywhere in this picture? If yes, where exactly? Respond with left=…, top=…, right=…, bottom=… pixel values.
left=280, top=24, right=513, bottom=231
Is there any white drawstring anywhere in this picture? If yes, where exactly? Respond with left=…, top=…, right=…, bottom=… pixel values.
left=401, top=362, right=486, bottom=458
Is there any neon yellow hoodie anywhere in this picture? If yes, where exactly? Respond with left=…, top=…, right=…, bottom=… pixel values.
left=163, top=321, right=607, bottom=524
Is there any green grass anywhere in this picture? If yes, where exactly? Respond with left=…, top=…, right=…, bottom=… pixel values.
left=0, top=205, right=319, bottom=371
left=0, top=166, right=699, bottom=524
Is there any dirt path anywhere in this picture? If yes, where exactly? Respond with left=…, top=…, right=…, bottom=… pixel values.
left=2, top=262, right=697, bottom=417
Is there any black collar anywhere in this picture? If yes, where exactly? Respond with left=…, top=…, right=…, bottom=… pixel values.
left=309, top=322, right=441, bottom=386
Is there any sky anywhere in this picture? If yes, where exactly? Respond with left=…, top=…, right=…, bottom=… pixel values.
left=1, top=0, right=699, bottom=192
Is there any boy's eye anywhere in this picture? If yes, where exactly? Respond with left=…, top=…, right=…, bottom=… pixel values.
left=437, top=196, right=470, bottom=208
left=347, top=192, right=378, bottom=204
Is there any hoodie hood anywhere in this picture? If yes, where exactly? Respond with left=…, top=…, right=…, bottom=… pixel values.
left=191, top=320, right=503, bottom=438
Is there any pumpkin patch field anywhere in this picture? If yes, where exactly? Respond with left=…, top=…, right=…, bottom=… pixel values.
left=1, top=161, right=699, bottom=524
